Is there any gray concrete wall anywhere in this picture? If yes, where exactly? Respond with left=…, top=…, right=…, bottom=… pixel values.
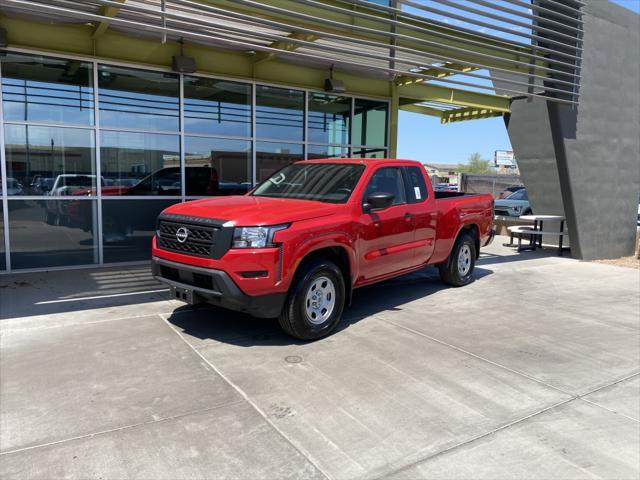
left=495, top=0, right=639, bottom=260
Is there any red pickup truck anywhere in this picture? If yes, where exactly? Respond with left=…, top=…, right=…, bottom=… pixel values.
left=152, top=159, right=494, bottom=339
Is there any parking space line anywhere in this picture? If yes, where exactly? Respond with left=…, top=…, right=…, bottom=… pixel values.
left=157, top=313, right=332, bottom=480
left=34, top=289, right=170, bottom=304
left=383, top=318, right=574, bottom=396
left=374, top=397, right=575, bottom=480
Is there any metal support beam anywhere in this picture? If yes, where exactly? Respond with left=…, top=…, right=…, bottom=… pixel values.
left=253, top=31, right=320, bottom=64
left=92, top=0, right=126, bottom=38
left=398, top=81, right=511, bottom=112
left=399, top=103, right=443, bottom=118
left=441, top=106, right=504, bottom=124
left=397, top=63, right=479, bottom=86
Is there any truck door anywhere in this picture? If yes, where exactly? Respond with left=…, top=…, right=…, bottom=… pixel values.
left=358, top=166, right=418, bottom=281
left=403, top=166, right=437, bottom=265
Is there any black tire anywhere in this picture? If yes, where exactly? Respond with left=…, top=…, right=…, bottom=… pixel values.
left=438, top=232, right=476, bottom=287
left=278, top=258, right=346, bottom=341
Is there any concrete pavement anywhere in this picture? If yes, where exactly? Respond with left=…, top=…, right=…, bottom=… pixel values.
left=1, top=237, right=638, bottom=479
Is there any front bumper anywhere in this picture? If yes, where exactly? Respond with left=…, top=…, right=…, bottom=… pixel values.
left=152, top=257, right=286, bottom=318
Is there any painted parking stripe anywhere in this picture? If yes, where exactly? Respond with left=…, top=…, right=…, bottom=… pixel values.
left=35, top=289, right=170, bottom=305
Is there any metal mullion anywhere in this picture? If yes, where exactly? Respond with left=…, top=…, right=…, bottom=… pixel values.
left=6, top=196, right=97, bottom=201
left=180, top=131, right=252, bottom=141
left=254, top=138, right=305, bottom=145
left=0, top=259, right=153, bottom=275
left=0, top=61, right=12, bottom=272
left=2, top=120, right=96, bottom=130
left=349, top=97, right=354, bottom=152
left=251, top=84, right=257, bottom=186
left=97, top=196, right=183, bottom=200
left=93, top=60, right=103, bottom=265
left=304, top=90, right=308, bottom=160
left=98, top=125, right=180, bottom=136
left=307, top=141, right=354, bottom=148
left=179, top=73, right=186, bottom=200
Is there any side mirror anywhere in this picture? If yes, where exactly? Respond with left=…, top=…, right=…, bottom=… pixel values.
left=364, top=192, right=395, bottom=212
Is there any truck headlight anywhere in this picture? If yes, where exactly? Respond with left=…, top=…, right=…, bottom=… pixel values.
left=232, top=225, right=288, bottom=248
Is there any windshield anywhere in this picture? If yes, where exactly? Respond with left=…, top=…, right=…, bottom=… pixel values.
left=252, top=163, right=365, bottom=203
left=507, top=189, right=528, bottom=201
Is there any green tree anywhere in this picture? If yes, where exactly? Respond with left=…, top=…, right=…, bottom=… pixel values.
left=457, top=152, right=493, bottom=174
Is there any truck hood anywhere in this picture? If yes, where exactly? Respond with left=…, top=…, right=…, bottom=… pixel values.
left=162, top=195, right=340, bottom=226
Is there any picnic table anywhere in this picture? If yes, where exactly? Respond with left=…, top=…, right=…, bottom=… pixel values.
left=505, top=214, right=568, bottom=255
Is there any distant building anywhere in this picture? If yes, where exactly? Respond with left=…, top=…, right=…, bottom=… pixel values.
left=423, top=163, right=460, bottom=184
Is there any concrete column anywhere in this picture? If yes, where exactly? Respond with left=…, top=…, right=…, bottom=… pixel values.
left=495, top=0, right=640, bottom=260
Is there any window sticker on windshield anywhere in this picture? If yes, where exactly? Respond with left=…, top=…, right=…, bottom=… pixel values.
left=414, top=186, right=421, bottom=199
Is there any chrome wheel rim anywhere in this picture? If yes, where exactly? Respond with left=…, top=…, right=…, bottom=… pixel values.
left=304, top=276, right=336, bottom=325
left=457, top=244, right=472, bottom=276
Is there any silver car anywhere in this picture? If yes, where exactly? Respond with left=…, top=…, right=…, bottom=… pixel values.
left=494, top=189, right=532, bottom=217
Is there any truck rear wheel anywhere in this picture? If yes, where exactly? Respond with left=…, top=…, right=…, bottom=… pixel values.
left=278, top=258, right=345, bottom=340
left=439, top=232, right=476, bottom=287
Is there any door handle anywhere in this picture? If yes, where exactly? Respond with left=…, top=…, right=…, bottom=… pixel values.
left=404, top=212, right=415, bottom=222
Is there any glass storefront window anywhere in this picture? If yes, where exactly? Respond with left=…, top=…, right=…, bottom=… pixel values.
left=184, top=137, right=251, bottom=196
left=353, top=99, right=388, bottom=147
left=307, top=93, right=351, bottom=145
left=100, top=131, right=180, bottom=196
left=98, top=65, right=179, bottom=131
left=184, top=77, right=251, bottom=137
left=102, top=200, right=178, bottom=263
left=4, top=125, right=96, bottom=196
left=256, top=85, right=304, bottom=141
left=256, top=141, right=303, bottom=182
left=8, top=199, right=98, bottom=269
left=1, top=53, right=94, bottom=126
left=351, top=147, right=387, bottom=159
left=307, top=144, right=349, bottom=160
left=0, top=51, right=392, bottom=271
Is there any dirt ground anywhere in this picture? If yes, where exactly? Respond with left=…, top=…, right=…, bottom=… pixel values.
left=591, top=256, right=640, bottom=269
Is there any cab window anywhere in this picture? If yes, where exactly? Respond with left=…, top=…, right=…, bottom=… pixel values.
left=363, top=167, right=406, bottom=206
left=404, top=166, right=428, bottom=203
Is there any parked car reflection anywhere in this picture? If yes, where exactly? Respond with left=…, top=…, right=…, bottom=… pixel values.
left=1, top=177, right=25, bottom=196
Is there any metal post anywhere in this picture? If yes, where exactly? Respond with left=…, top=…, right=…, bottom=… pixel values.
left=93, top=61, right=104, bottom=265
left=389, top=82, right=399, bottom=158
left=179, top=73, right=185, bottom=200
left=0, top=60, right=11, bottom=271
left=251, top=83, right=257, bottom=186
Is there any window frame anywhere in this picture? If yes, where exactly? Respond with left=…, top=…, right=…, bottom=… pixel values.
left=361, top=166, right=408, bottom=211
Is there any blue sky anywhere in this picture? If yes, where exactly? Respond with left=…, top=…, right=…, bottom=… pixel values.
left=397, top=0, right=640, bottom=165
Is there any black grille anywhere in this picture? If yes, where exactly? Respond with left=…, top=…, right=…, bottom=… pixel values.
left=157, top=220, right=218, bottom=258
left=159, top=265, right=215, bottom=291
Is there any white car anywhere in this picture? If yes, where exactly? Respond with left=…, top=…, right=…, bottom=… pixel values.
left=49, top=174, right=99, bottom=196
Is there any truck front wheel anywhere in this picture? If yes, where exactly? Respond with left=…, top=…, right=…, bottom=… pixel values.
left=439, top=232, right=476, bottom=287
left=279, top=258, right=346, bottom=340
